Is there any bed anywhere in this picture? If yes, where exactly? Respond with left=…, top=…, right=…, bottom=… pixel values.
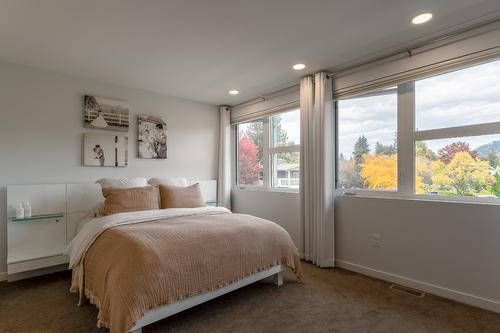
left=67, top=206, right=301, bottom=333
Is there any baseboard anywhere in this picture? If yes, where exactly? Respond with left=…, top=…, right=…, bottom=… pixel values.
left=0, top=271, right=6, bottom=282
left=336, top=260, right=500, bottom=314
left=6, top=264, right=68, bottom=282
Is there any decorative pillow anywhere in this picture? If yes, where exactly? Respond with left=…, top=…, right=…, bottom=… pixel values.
left=148, top=177, right=188, bottom=187
left=101, top=186, right=160, bottom=215
left=96, top=177, right=148, bottom=189
left=159, top=183, right=205, bottom=209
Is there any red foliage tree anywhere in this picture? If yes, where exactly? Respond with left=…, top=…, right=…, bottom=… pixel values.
left=238, top=135, right=261, bottom=184
left=437, top=141, right=477, bottom=164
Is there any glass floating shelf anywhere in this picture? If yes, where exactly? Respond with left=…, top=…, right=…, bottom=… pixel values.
left=205, top=200, right=220, bottom=206
left=10, top=213, right=64, bottom=222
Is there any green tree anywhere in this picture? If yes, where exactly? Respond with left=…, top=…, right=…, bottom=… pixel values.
left=493, top=173, right=500, bottom=196
left=375, top=142, right=396, bottom=156
left=486, top=150, right=499, bottom=168
left=416, top=141, right=437, bottom=160
left=271, top=116, right=290, bottom=146
left=271, top=115, right=297, bottom=163
left=353, top=135, right=370, bottom=167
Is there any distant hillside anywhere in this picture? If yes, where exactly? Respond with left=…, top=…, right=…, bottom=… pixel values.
left=474, top=140, right=500, bottom=157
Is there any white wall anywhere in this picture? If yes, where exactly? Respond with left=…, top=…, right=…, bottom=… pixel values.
left=0, top=61, right=219, bottom=275
left=232, top=189, right=300, bottom=246
left=233, top=189, right=500, bottom=312
left=336, top=196, right=500, bottom=312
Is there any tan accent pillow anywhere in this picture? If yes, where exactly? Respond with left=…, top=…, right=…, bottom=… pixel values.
left=101, top=186, right=160, bottom=215
left=159, top=183, right=205, bottom=209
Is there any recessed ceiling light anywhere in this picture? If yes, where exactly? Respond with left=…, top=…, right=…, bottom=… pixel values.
left=412, top=13, right=433, bottom=25
left=292, top=63, right=306, bottom=70
left=229, top=90, right=239, bottom=95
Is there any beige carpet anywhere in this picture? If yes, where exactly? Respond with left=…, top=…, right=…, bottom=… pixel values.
left=1, top=262, right=500, bottom=333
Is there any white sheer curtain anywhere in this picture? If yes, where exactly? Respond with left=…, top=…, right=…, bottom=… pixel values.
left=299, top=72, right=335, bottom=267
left=217, top=106, right=232, bottom=210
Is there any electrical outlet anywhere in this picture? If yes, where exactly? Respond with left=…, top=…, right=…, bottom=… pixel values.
left=372, top=234, right=381, bottom=248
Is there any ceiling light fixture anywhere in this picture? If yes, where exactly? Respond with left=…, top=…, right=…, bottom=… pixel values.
left=412, top=13, right=433, bottom=25
left=229, top=90, right=239, bottom=95
left=292, top=63, right=306, bottom=70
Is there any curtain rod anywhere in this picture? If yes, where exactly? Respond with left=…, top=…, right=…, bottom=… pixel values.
left=327, top=13, right=500, bottom=78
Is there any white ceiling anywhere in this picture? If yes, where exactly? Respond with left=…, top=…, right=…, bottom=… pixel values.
left=1, top=0, right=500, bottom=106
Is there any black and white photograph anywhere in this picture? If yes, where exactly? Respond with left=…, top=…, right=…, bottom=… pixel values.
left=138, top=115, right=167, bottom=159
left=83, top=133, right=128, bottom=167
left=83, top=95, right=129, bottom=132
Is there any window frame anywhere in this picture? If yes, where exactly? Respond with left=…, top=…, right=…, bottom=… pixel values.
left=335, top=86, right=400, bottom=195
left=335, top=58, right=500, bottom=204
left=236, top=106, right=300, bottom=192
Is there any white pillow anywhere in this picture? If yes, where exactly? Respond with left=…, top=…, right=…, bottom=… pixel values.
left=148, top=177, right=188, bottom=187
left=96, top=177, right=148, bottom=189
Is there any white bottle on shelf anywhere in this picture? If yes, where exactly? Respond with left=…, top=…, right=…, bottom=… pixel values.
left=16, top=203, right=25, bottom=219
left=23, top=201, right=32, bottom=218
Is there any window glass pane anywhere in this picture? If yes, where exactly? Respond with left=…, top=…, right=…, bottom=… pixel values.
left=272, top=152, right=299, bottom=189
left=415, top=134, right=500, bottom=198
left=337, top=89, right=398, bottom=191
left=271, top=109, right=300, bottom=147
left=416, top=59, right=500, bottom=131
left=238, top=120, right=263, bottom=186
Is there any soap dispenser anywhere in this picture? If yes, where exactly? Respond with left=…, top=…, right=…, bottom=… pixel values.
left=16, top=203, right=25, bottom=219
left=24, top=201, right=32, bottom=218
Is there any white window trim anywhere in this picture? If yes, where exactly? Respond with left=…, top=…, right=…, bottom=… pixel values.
left=336, top=63, right=500, bottom=204
left=236, top=108, right=300, bottom=192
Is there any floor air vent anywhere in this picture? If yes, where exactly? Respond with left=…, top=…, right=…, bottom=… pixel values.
left=389, top=284, right=425, bottom=298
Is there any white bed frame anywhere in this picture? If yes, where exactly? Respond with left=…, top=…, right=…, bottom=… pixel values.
left=129, top=265, right=284, bottom=333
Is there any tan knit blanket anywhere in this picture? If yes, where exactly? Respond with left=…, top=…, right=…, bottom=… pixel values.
left=70, top=210, right=301, bottom=333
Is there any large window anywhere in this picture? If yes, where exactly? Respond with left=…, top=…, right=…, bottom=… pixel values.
left=237, top=108, right=300, bottom=190
left=414, top=60, right=500, bottom=199
left=336, top=57, right=500, bottom=201
left=337, top=88, right=398, bottom=191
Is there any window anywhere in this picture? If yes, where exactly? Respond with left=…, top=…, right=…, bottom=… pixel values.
left=336, top=57, right=500, bottom=202
left=237, top=108, right=300, bottom=190
left=415, top=60, right=500, bottom=131
left=414, top=59, right=500, bottom=199
left=337, top=88, right=398, bottom=191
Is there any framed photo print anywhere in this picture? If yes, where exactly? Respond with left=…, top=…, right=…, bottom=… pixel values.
left=83, top=133, right=128, bottom=167
left=84, top=95, right=129, bottom=132
left=138, top=115, right=167, bottom=159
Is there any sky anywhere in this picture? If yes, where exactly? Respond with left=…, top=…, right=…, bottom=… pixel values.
left=337, top=59, right=500, bottom=157
left=238, top=108, right=300, bottom=147
left=275, top=108, right=300, bottom=145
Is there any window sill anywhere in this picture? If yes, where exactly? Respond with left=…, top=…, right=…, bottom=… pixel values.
left=336, top=190, right=500, bottom=206
left=234, top=186, right=299, bottom=194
